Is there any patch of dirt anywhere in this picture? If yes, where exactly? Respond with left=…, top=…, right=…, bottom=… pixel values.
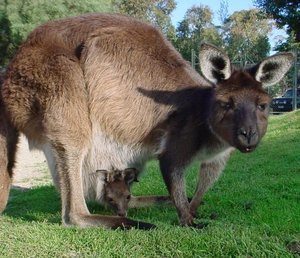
left=12, top=134, right=52, bottom=189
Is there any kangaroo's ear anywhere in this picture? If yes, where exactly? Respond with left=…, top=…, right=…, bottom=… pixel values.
left=253, top=52, right=294, bottom=86
left=199, top=43, right=231, bottom=84
left=123, top=168, right=138, bottom=184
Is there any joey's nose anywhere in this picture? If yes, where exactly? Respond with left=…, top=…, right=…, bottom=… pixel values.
left=117, top=210, right=127, bottom=217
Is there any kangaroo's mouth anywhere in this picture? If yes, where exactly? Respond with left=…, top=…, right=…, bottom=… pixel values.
left=237, top=144, right=257, bottom=153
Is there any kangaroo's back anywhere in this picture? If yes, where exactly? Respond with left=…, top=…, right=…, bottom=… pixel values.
left=4, top=13, right=208, bottom=145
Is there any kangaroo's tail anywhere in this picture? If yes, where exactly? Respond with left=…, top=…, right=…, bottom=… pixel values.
left=0, top=96, right=19, bottom=213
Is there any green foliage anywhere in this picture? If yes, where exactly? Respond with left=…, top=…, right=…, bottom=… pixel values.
left=254, top=0, right=300, bottom=42
left=0, top=0, right=177, bottom=66
left=1, top=110, right=300, bottom=257
left=222, top=9, right=271, bottom=66
left=274, top=32, right=300, bottom=52
left=0, top=0, right=113, bottom=66
left=0, top=1, right=277, bottom=69
left=174, top=6, right=271, bottom=68
left=112, top=0, right=176, bottom=40
left=255, top=0, right=300, bottom=54
left=0, top=6, right=13, bottom=66
left=174, top=5, right=222, bottom=63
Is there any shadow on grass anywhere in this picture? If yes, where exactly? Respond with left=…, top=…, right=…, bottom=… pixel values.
left=4, top=185, right=177, bottom=226
left=5, top=185, right=61, bottom=224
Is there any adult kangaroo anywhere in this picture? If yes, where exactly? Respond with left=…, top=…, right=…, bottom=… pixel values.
left=0, top=13, right=293, bottom=229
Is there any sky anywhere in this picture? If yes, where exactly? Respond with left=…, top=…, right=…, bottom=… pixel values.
left=171, top=0, right=287, bottom=52
left=171, top=0, right=254, bottom=26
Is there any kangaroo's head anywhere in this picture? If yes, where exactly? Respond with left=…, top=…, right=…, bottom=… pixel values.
left=97, top=168, right=138, bottom=217
left=199, top=43, right=294, bottom=153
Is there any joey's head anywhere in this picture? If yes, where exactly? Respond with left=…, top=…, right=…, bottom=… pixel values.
left=199, top=43, right=294, bottom=153
left=97, top=168, right=138, bottom=217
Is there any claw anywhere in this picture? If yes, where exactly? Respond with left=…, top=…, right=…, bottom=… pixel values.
left=191, top=222, right=208, bottom=229
left=120, top=219, right=156, bottom=230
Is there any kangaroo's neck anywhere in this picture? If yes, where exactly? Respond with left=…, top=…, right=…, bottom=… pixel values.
left=155, top=87, right=229, bottom=163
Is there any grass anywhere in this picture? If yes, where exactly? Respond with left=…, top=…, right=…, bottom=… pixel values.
left=1, top=110, right=300, bottom=257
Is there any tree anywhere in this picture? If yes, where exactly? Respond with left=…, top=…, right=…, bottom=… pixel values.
left=0, top=2, right=14, bottom=66
left=0, top=0, right=113, bottom=66
left=174, top=6, right=270, bottom=67
left=222, top=9, right=271, bottom=66
left=174, top=5, right=222, bottom=62
left=274, top=33, right=299, bottom=52
left=112, top=0, right=176, bottom=40
left=254, top=0, right=300, bottom=43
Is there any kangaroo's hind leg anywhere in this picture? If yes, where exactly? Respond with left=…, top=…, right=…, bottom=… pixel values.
left=36, top=51, right=154, bottom=229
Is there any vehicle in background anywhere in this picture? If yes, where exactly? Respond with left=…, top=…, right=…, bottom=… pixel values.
left=271, top=88, right=300, bottom=112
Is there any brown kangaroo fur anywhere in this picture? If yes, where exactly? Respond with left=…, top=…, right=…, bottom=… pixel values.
left=0, top=13, right=293, bottom=229
left=94, top=168, right=137, bottom=217
left=91, top=168, right=171, bottom=217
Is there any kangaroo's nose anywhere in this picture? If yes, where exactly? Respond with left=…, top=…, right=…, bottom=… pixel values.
left=238, top=126, right=258, bottom=152
left=239, top=127, right=257, bottom=142
left=239, top=128, right=247, bottom=137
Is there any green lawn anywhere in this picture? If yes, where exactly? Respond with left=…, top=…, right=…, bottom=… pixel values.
left=1, top=111, right=300, bottom=257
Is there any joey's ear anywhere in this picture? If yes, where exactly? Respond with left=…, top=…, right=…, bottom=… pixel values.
left=96, top=170, right=109, bottom=183
left=253, top=52, right=294, bottom=86
left=199, top=43, right=231, bottom=84
left=124, top=168, right=139, bottom=184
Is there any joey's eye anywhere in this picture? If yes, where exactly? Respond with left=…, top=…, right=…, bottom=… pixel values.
left=107, top=198, right=114, bottom=203
left=258, top=103, right=267, bottom=111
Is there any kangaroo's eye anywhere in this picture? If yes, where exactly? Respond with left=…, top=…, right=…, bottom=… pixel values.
left=220, top=101, right=233, bottom=110
left=126, top=195, right=131, bottom=200
left=258, top=103, right=267, bottom=111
